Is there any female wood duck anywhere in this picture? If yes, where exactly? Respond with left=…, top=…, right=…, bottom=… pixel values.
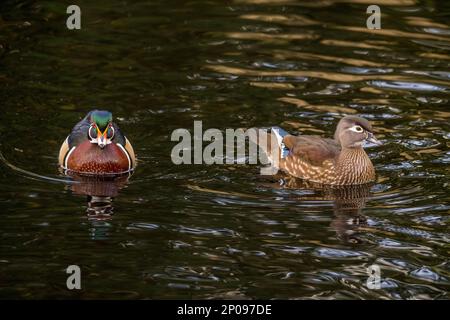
left=259, top=116, right=382, bottom=185
left=58, top=110, right=136, bottom=175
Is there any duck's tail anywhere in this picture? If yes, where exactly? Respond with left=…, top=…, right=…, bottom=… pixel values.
left=271, top=127, right=290, bottom=160
left=248, top=127, right=289, bottom=172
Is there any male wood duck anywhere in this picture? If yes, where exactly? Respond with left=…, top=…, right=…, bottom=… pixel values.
left=58, top=110, right=136, bottom=175
left=258, top=116, right=382, bottom=185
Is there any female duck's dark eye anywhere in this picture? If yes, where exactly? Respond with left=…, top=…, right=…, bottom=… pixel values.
left=107, top=125, right=115, bottom=139
left=352, top=125, right=363, bottom=133
left=88, top=125, right=97, bottom=140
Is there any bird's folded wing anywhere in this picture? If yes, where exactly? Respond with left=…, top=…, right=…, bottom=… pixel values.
left=124, top=137, right=136, bottom=168
left=282, top=135, right=340, bottom=166
left=68, top=119, right=90, bottom=148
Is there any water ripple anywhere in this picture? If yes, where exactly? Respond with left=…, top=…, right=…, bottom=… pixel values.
left=410, top=267, right=449, bottom=284
left=313, top=248, right=371, bottom=260
left=370, top=80, right=449, bottom=92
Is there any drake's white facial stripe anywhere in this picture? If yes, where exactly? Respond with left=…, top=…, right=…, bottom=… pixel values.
left=89, top=138, right=112, bottom=145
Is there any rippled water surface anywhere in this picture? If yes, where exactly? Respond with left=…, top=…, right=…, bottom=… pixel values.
left=0, top=0, right=449, bottom=299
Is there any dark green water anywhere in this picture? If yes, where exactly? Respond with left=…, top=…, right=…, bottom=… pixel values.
left=0, top=0, right=449, bottom=299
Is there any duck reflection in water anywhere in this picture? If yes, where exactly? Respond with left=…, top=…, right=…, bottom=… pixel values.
left=66, top=173, right=131, bottom=239
left=269, top=176, right=372, bottom=243
left=68, top=173, right=130, bottom=217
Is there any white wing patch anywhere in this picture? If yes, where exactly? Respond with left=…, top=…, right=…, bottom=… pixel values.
left=272, top=128, right=289, bottom=159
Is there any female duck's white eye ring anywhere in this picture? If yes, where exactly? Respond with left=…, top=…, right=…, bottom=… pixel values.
left=349, top=125, right=364, bottom=133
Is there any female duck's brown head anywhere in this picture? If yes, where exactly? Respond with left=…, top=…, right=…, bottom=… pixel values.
left=334, top=116, right=382, bottom=149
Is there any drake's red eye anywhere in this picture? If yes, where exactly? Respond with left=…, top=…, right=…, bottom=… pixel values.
left=88, top=125, right=97, bottom=140
left=107, top=125, right=115, bottom=139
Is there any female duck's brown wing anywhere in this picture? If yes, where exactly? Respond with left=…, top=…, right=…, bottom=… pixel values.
left=282, top=135, right=341, bottom=166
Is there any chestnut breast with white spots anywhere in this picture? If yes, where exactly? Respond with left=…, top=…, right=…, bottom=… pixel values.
left=66, top=140, right=132, bottom=175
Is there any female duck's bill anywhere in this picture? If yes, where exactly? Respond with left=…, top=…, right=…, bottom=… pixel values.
left=58, top=110, right=136, bottom=175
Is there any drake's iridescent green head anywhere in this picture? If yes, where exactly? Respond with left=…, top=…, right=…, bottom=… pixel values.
left=88, top=110, right=115, bottom=149
left=90, top=110, right=112, bottom=131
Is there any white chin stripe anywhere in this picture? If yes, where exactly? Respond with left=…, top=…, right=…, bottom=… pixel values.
left=117, top=143, right=132, bottom=172
left=90, top=139, right=112, bottom=145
